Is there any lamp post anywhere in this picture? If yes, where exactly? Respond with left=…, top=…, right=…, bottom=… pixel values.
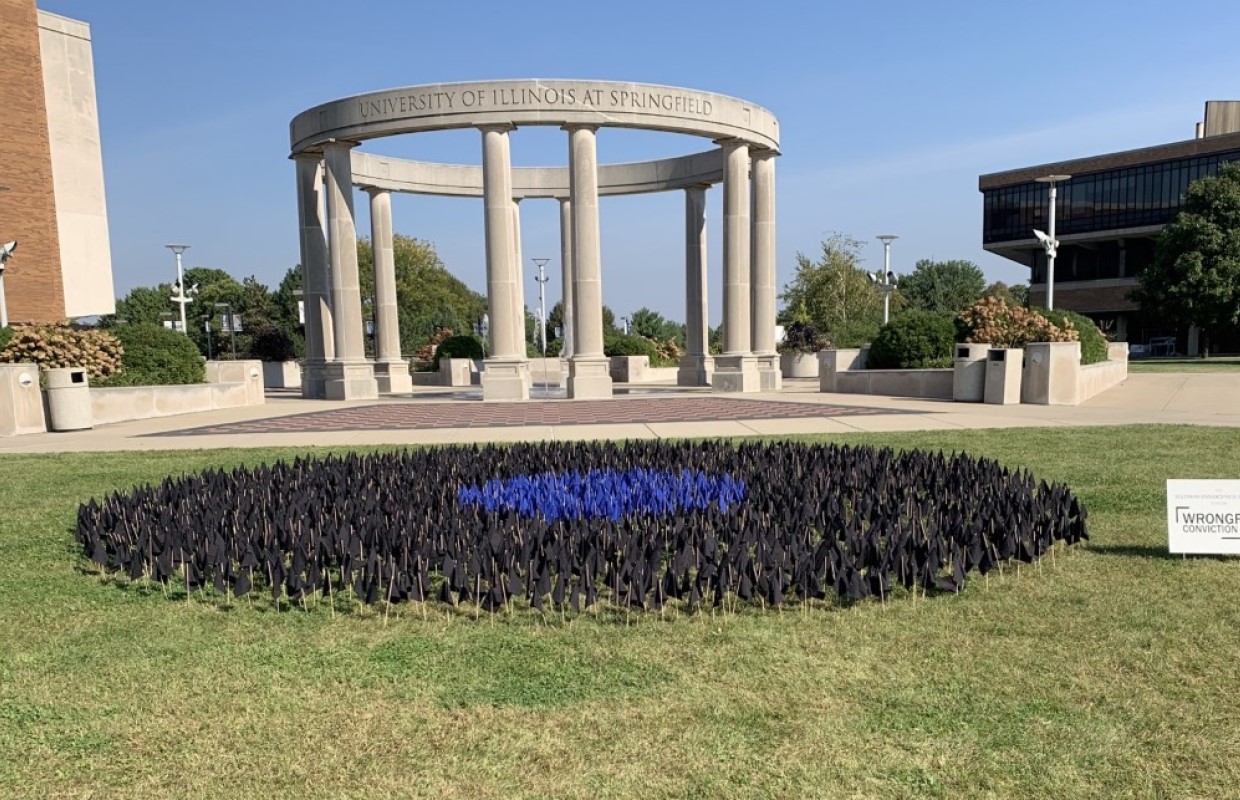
left=0, top=185, right=12, bottom=328
left=875, top=234, right=899, bottom=324
left=1033, top=174, right=1071, bottom=310
left=213, top=301, right=237, bottom=360
left=532, top=258, right=550, bottom=356
left=165, top=244, right=191, bottom=334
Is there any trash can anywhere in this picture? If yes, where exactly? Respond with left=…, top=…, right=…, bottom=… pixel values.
left=952, top=343, right=989, bottom=402
left=45, top=367, right=93, bottom=431
left=984, top=349, right=1022, bottom=405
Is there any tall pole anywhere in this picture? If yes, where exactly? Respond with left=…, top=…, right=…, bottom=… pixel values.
left=877, top=234, right=898, bottom=325
left=1035, top=174, right=1071, bottom=311
left=1047, top=182, right=1058, bottom=310
left=166, top=244, right=191, bottom=334
left=532, top=258, right=550, bottom=356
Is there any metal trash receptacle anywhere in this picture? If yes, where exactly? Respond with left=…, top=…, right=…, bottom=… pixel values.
left=45, top=367, right=93, bottom=431
left=984, top=349, right=1022, bottom=405
left=952, top=343, right=989, bottom=402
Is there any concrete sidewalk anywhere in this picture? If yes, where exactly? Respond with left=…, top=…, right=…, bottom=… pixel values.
left=0, top=373, right=1236, bottom=454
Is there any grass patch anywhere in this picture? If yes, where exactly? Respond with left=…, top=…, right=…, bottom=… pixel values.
left=1129, top=355, right=1240, bottom=372
left=2, top=427, right=1240, bottom=797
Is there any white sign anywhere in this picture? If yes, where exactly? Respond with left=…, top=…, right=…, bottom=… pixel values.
left=1167, top=479, right=1240, bottom=555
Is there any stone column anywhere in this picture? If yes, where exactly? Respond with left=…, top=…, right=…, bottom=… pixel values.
left=558, top=197, right=574, bottom=359
left=478, top=124, right=529, bottom=400
left=677, top=185, right=713, bottom=387
left=750, top=150, right=781, bottom=390
left=712, top=139, right=759, bottom=393
left=294, top=154, right=333, bottom=399
left=564, top=125, right=612, bottom=399
left=321, top=140, right=377, bottom=400
left=511, top=197, right=530, bottom=386
left=366, top=188, right=411, bottom=394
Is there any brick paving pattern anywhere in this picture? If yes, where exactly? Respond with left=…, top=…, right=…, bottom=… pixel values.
left=158, top=397, right=904, bottom=436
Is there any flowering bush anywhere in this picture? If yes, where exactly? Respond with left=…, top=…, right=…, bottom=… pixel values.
left=958, top=296, right=1076, bottom=349
left=0, top=324, right=123, bottom=378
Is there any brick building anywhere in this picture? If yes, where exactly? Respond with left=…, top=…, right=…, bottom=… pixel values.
left=979, top=101, right=1240, bottom=355
left=0, top=0, right=114, bottom=323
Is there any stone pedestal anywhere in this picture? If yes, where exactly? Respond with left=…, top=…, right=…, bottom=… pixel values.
left=677, top=354, right=714, bottom=387
left=440, top=358, right=478, bottom=387
left=482, top=357, right=530, bottom=401
left=567, top=356, right=612, bottom=399
left=301, top=360, right=327, bottom=399
left=373, top=360, right=413, bottom=394
left=819, top=348, right=867, bottom=393
left=323, top=360, right=378, bottom=401
left=1022, top=341, right=1081, bottom=405
left=0, top=363, right=47, bottom=436
left=756, top=354, right=782, bottom=390
left=712, top=354, right=761, bottom=393
left=609, top=355, right=649, bottom=383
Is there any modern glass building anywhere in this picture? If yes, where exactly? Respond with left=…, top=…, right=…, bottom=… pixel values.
left=979, top=101, right=1240, bottom=354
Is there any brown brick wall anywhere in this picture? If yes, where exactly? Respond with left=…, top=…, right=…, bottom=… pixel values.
left=0, top=0, right=65, bottom=324
left=1029, top=283, right=1140, bottom=313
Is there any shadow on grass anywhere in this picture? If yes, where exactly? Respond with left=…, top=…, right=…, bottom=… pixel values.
left=1089, top=543, right=1240, bottom=562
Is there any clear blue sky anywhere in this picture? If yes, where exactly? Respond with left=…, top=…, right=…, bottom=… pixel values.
left=40, top=0, right=1240, bottom=322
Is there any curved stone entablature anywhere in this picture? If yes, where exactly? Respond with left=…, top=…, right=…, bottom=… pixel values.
left=290, top=79, right=780, bottom=155
left=351, top=149, right=724, bottom=199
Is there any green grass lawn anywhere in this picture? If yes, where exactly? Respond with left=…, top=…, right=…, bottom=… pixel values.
left=3, top=427, right=1240, bottom=798
left=1129, top=355, right=1240, bottom=373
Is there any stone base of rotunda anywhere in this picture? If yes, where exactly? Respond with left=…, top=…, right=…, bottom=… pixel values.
left=755, top=354, right=782, bottom=391
left=323, top=360, right=379, bottom=400
left=567, top=356, right=613, bottom=399
left=301, top=359, right=328, bottom=399
left=677, top=354, right=715, bottom=387
left=374, top=359, right=414, bottom=395
left=711, top=354, right=761, bottom=393
left=482, top=358, right=531, bottom=401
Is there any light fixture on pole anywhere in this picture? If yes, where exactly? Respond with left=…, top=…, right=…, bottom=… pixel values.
left=1033, top=174, right=1071, bottom=310
left=0, top=185, right=12, bottom=328
left=479, top=312, right=490, bottom=358
left=873, top=234, right=899, bottom=325
left=532, top=258, right=550, bottom=356
left=165, top=243, right=193, bottom=334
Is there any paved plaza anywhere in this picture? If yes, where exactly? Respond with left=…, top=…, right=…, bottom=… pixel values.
left=0, top=372, right=1236, bottom=454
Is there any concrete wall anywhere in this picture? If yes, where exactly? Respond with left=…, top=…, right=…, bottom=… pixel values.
left=835, top=368, right=954, bottom=400
left=90, top=381, right=258, bottom=427
left=38, top=10, right=114, bottom=317
left=1078, top=342, right=1129, bottom=403
left=262, top=361, right=301, bottom=389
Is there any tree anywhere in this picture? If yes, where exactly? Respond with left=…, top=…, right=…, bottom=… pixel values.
left=1135, top=161, right=1240, bottom=348
left=356, top=234, right=487, bottom=356
left=779, top=233, right=892, bottom=347
left=900, top=259, right=986, bottom=315
left=984, top=281, right=1029, bottom=308
left=629, top=307, right=684, bottom=345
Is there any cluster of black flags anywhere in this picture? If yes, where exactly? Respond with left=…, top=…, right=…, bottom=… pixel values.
left=75, top=441, right=1088, bottom=612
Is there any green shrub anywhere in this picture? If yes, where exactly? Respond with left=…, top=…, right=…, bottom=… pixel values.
left=828, top=319, right=881, bottom=349
left=867, top=311, right=957, bottom=369
left=245, top=325, right=302, bottom=362
left=95, top=324, right=205, bottom=386
left=0, top=326, right=12, bottom=352
left=432, top=334, right=484, bottom=369
left=1035, top=307, right=1109, bottom=365
left=0, top=324, right=123, bottom=378
left=604, top=333, right=659, bottom=360
left=544, top=338, right=563, bottom=357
